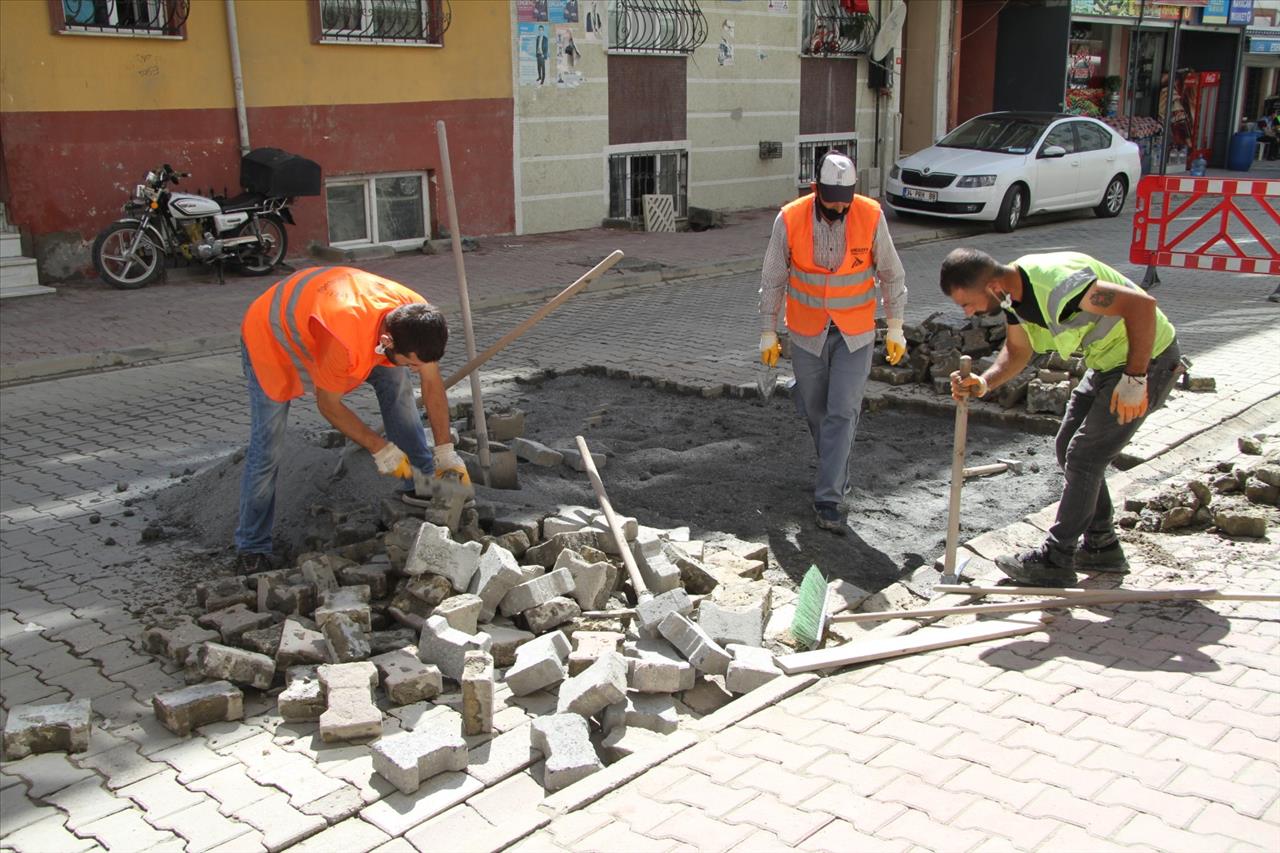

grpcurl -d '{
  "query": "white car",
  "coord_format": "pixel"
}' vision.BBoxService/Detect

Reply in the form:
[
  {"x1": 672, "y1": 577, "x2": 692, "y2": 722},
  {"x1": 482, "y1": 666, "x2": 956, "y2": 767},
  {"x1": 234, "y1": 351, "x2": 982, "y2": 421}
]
[{"x1": 884, "y1": 112, "x2": 1141, "y2": 232}]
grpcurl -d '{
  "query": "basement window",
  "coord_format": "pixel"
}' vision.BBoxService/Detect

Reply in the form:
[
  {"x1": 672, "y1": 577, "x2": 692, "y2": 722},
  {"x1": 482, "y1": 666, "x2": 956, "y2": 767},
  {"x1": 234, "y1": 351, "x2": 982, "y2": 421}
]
[
  {"x1": 608, "y1": 149, "x2": 689, "y2": 222},
  {"x1": 326, "y1": 173, "x2": 429, "y2": 248},
  {"x1": 57, "y1": 0, "x2": 189, "y2": 37},
  {"x1": 797, "y1": 135, "x2": 857, "y2": 188}
]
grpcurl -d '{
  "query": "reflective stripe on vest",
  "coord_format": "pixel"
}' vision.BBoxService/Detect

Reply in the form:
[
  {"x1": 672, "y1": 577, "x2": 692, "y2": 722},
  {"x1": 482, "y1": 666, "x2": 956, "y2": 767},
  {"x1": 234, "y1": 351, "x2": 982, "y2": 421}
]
[
  {"x1": 781, "y1": 194, "x2": 881, "y2": 337},
  {"x1": 267, "y1": 267, "x2": 333, "y2": 391}
]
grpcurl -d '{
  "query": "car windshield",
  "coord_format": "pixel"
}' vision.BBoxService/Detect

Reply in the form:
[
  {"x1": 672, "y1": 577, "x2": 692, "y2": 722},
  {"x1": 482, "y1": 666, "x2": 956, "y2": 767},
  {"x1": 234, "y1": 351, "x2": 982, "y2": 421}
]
[{"x1": 938, "y1": 116, "x2": 1051, "y2": 154}]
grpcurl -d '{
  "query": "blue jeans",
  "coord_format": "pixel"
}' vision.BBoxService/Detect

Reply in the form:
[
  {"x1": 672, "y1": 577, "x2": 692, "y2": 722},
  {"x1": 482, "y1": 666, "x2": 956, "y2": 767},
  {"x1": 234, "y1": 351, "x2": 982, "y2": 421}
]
[
  {"x1": 1045, "y1": 340, "x2": 1182, "y2": 555},
  {"x1": 234, "y1": 342, "x2": 434, "y2": 555},
  {"x1": 790, "y1": 332, "x2": 873, "y2": 507}
]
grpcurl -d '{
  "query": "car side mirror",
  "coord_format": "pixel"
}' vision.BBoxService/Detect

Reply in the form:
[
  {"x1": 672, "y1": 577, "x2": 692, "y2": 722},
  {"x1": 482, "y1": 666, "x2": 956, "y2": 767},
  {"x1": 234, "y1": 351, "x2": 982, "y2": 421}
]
[{"x1": 1040, "y1": 145, "x2": 1068, "y2": 159}]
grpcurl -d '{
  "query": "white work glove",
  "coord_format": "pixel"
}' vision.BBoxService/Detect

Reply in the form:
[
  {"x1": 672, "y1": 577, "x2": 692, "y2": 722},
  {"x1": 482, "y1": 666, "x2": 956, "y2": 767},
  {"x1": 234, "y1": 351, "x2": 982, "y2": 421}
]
[
  {"x1": 433, "y1": 442, "x2": 471, "y2": 484},
  {"x1": 373, "y1": 442, "x2": 412, "y2": 479},
  {"x1": 759, "y1": 331, "x2": 781, "y2": 367},
  {"x1": 949, "y1": 371, "x2": 988, "y2": 401},
  {"x1": 1111, "y1": 372, "x2": 1149, "y2": 425},
  {"x1": 885, "y1": 318, "x2": 907, "y2": 366}
]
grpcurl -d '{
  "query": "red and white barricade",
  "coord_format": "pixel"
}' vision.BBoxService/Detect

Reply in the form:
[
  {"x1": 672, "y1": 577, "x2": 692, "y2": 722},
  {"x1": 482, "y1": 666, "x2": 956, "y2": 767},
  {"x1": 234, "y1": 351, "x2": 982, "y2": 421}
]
[{"x1": 1130, "y1": 175, "x2": 1280, "y2": 275}]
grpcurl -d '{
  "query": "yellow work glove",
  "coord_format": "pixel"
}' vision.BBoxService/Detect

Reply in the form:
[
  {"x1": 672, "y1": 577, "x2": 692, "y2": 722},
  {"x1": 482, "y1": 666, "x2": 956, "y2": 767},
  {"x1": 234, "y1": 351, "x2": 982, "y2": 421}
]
[
  {"x1": 373, "y1": 442, "x2": 412, "y2": 479},
  {"x1": 433, "y1": 442, "x2": 472, "y2": 485},
  {"x1": 949, "y1": 371, "x2": 988, "y2": 402},
  {"x1": 759, "y1": 331, "x2": 781, "y2": 368},
  {"x1": 1110, "y1": 373, "x2": 1149, "y2": 425},
  {"x1": 885, "y1": 318, "x2": 907, "y2": 366}
]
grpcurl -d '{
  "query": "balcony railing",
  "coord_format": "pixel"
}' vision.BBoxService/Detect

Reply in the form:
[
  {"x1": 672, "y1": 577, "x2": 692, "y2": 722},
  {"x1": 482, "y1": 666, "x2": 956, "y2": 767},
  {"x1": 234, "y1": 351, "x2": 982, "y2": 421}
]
[
  {"x1": 60, "y1": 0, "x2": 189, "y2": 36},
  {"x1": 610, "y1": 0, "x2": 708, "y2": 55},
  {"x1": 318, "y1": 0, "x2": 451, "y2": 45},
  {"x1": 802, "y1": 0, "x2": 876, "y2": 57}
]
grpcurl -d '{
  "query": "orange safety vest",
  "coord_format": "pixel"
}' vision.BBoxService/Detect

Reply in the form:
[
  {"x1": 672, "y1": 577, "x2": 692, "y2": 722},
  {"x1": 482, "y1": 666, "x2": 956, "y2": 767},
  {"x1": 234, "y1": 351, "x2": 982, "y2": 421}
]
[
  {"x1": 781, "y1": 193, "x2": 880, "y2": 337},
  {"x1": 241, "y1": 266, "x2": 425, "y2": 402}
]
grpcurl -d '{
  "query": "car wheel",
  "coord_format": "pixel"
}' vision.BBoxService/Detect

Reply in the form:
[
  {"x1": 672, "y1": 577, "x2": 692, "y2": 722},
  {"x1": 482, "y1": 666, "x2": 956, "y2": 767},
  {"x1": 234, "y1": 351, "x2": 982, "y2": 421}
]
[
  {"x1": 1093, "y1": 176, "x2": 1127, "y2": 218},
  {"x1": 994, "y1": 185, "x2": 1026, "y2": 233}
]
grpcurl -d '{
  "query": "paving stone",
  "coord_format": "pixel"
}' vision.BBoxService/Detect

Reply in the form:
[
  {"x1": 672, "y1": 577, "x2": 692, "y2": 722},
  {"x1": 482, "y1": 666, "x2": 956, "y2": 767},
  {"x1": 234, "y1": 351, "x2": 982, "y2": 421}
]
[
  {"x1": 239, "y1": 623, "x2": 284, "y2": 657},
  {"x1": 485, "y1": 623, "x2": 535, "y2": 667},
  {"x1": 371, "y1": 647, "x2": 442, "y2": 705},
  {"x1": 3, "y1": 750, "x2": 98, "y2": 797},
  {"x1": 469, "y1": 545, "x2": 524, "y2": 623},
  {"x1": 568, "y1": 631, "x2": 625, "y2": 677},
  {"x1": 658, "y1": 611, "x2": 731, "y2": 675},
  {"x1": 289, "y1": 817, "x2": 391, "y2": 853},
  {"x1": 317, "y1": 662, "x2": 382, "y2": 742},
  {"x1": 299, "y1": 559, "x2": 339, "y2": 595},
  {"x1": 314, "y1": 587, "x2": 372, "y2": 633},
  {"x1": 525, "y1": 532, "x2": 600, "y2": 569},
  {"x1": 360, "y1": 771, "x2": 483, "y2": 837},
  {"x1": 115, "y1": 768, "x2": 206, "y2": 821},
  {"x1": 725, "y1": 644, "x2": 782, "y2": 694},
  {"x1": 698, "y1": 581, "x2": 771, "y2": 647},
  {"x1": 680, "y1": 679, "x2": 735, "y2": 716},
  {"x1": 404, "y1": 522, "x2": 482, "y2": 591},
  {"x1": 434, "y1": 594, "x2": 483, "y2": 634},
  {"x1": 505, "y1": 632, "x2": 570, "y2": 696},
  {"x1": 523, "y1": 595, "x2": 582, "y2": 633},
  {"x1": 278, "y1": 667, "x2": 326, "y2": 722},
  {"x1": 322, "y1": 611, "x2": 371, "y2": 663},
  {"x1": 634, "y1": 588, "x2": 695, "y2": 639},
  {"x1": 80, "y1": 805, "x2": 183, "y2": 850},
  {"x1": 631, "y1": 542, "x2": 682, "y2": 595},
  {"x1": 625, "y1": 639, "x2": 696, "y2": 694},
  {"x1": 196, "y1": 578, "x2": 255, "y2": 613},
  {"x1": 513, "y1": 437, "x2": 563, "y2": 467},
  {"x1": 42, "y1": 776, "x2": 131, "y2": 830},
  {"x1": 0, "y1": 782, "x2": 62, "y2": 834},
  {"x1": 554, "y1": 551, "x2": 617, "y2": 612},
  {"x1": 140, "y1": 619, "x2": 222, "y2": 667},
  {"x1": 197, "y1": 604, "x2": 276, "y2": 646},
  {"x1": 77, "y1": 740, "x2": 168, "y2": 789},
  {"x1": 153, "y1": 681, "x2": 244, "y2": 737},
  {"x1": 602, "y1": 692, "x2": 679, "y2": 735},
  {"x1": 370, "y1": 727, "x2": 469, "y2": 795},
  {"x1": 499, "y1": 568, "x2": 576, "y2": 617},
  {"x1": 2, "y1": 699, "x2": 91, "y2": 759},
  {"x1": 0, "y1": 812, "x2": 101, "y2": 853},
  {"x1": 338, "y1": 564, "x2": 393, "y2": 599},
  {"x1": 149, "y1": 738, "x2": 239, "y2": 785},
  {"x1": 556, "y1": 651, "x2": 627, "y2": 717},
  {"x1": 232, "y1": 791, "x2": 327, "y2": 853},
  {"x1": 194, "y1": 642, "x2": 275, "y2": 690},
  {"x1": 275, "y1": 619, "x2": 328, "y2": 669},
  {"x1": 466, "y1": 723, "x2": 541, "y2": 786},
  {"x1": 462, "y1": 650, "x2": 495, "y2": 736},
  {"x1": 531, "y1": 714, "x2": 603, "y2": 793},
  {"x1": 149, "y1": 799, "x2": 256, "y2": 853},
  {"x1": 417, "y1": 615, "x2": 491, "y2": 682},
  {"x1": 368, "y1": 627, "x2": 417, "y2": 656}
]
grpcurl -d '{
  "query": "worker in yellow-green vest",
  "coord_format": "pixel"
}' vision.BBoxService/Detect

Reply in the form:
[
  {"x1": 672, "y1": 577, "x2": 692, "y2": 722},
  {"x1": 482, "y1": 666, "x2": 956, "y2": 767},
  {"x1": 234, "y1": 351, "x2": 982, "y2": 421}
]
[
  {"x1": 759, "y1": 151, "x2": 908, "y2": 535},
  {"x1": 942, "y1": 248, "x2": 1181, "y2": 588}
]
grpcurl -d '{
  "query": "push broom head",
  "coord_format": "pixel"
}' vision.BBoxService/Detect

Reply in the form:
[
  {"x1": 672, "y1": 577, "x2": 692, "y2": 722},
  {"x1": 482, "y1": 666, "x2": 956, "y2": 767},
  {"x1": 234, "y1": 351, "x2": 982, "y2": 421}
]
[{"x1": 791, "y1": 564, "x2": 828, "y2": 650}]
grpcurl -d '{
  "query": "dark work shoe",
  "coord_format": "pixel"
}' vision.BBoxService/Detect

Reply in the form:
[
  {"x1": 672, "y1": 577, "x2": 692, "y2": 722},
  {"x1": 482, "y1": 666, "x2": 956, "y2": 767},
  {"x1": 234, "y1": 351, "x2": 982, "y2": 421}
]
[
  {"x1": 233, "y1": 552, "x2": 274, "y2": 576},
  {"x1": 996, "y1": 544, "x2": 1076, "y2": 587},
  {"x1": 1075, "y1": 541, "x2": 1129, "y2": 573},
  {"x1": 814, "y1": 502, "x2": 846, "y2": 536}
]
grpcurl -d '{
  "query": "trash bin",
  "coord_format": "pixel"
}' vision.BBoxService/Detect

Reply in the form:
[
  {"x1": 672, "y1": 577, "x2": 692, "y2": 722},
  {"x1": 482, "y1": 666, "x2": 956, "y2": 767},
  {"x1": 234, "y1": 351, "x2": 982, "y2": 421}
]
[{"x1": 1226, "y1": 131, "x2": 1262, "y2": 172}]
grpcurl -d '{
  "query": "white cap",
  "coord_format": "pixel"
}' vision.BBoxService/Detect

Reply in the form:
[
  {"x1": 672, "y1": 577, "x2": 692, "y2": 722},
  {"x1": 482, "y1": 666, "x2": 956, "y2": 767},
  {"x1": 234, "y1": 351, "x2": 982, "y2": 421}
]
[{"x1": 816, "y1": 152, "x2": 856, "y2": 203}]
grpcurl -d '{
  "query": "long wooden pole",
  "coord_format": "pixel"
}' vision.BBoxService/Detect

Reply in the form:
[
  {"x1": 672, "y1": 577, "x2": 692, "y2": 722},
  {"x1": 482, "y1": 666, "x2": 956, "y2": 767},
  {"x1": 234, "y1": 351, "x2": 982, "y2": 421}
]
[
  {"x1": 941, "y1": 355, "x2": 972, "y2": 582},
  {"x1": 443, "y1": 250, "x2": 624, "y2": 390},
  {"x1": 932, "y1": 584, "x2": 1280, "y2": 603},
  {"x1": 574, "y1": 435, "x2": 650, "y2": 601},
  {"x1": 436, "y1": 120, "x2": 491, "y2": 485}
]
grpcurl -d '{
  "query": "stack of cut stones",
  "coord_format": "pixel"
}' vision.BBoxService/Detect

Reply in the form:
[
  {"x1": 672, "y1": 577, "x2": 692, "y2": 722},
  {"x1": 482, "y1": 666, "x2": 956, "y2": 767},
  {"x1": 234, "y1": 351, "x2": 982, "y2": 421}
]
[{"x1": 133, "y1": 502, "x2": 793, "y2": 795}]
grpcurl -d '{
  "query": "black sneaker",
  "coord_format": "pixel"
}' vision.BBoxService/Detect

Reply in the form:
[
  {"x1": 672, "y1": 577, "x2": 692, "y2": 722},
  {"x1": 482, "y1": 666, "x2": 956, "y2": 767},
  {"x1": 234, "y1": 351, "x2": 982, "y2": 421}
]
[
  {"x1": 996, "y1": 544, "x2": 1076, "y2": 587},
  {"x1": 233, "y1": 552, "x2": 274, "y2": 576},
  {"x1": 814, "y1": 502, "x2": 846, "y2": 536},
  {"x1": 1075, "y1": 541, "x2": 1129, "y2": 573}
]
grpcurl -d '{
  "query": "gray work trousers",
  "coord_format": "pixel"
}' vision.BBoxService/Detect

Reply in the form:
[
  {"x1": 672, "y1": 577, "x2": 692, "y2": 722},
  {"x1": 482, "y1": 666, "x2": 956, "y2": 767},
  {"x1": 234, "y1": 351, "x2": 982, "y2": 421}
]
[
  {"x1": 791, "y1": 332, "x2": 873, "y2": 507},
  {"x1": 1046, "y1": 339, "x2": 1183, "y2": 555}
]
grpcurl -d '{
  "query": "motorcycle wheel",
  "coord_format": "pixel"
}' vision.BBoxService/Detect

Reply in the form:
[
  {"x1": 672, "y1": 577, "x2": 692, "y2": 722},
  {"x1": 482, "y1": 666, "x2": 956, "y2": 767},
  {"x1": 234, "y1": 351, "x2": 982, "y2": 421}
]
[
  {"x1": 92, "y1": 222, "x2": 162, "y2": 289},
  {"x1": 234, "y1": 215, "x2": 288, "y2": 276}
]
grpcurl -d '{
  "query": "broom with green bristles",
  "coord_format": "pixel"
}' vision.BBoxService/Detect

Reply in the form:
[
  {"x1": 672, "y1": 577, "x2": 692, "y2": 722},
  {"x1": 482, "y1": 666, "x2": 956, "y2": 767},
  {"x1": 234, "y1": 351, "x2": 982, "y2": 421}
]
[{"x1": 790, "y1": 564, "x2": 829, "y2": 649}]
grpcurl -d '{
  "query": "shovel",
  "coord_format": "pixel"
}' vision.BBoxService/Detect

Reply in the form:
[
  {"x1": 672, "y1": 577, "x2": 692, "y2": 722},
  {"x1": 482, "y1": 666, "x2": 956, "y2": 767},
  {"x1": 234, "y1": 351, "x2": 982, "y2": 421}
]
[{"x1": 756, "y1": 364, "x2": 777, "y2": 400}]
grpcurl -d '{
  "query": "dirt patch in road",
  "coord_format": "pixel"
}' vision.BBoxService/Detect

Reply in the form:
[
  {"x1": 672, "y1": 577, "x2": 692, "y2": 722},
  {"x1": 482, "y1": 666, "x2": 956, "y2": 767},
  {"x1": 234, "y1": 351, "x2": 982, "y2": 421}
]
[{"x1": 152, "y1": 373, "x2": 1065, "y2": 594}]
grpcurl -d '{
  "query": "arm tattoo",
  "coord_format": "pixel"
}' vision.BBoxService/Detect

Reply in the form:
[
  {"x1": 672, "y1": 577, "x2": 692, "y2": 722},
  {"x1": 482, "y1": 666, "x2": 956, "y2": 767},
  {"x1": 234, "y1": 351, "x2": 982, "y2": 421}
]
[{"x1": 1089, "y1": 288, "x2": 1117, "y2": 308}]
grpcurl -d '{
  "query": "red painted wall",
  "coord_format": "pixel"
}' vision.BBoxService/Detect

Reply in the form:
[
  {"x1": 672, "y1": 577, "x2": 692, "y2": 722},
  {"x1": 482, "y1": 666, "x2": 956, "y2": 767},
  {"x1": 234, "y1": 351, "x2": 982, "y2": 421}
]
[
  {"x1": 0, "y1": 97, "x2": 514, "y2": 255},
  {"x1": 956, "y1": 0, "x2": 1001, "y2": 126}
]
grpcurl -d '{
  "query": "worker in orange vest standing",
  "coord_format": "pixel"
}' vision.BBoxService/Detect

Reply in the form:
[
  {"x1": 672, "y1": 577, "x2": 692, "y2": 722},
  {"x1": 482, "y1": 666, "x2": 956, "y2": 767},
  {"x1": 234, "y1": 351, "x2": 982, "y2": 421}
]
[
  {"x1": 234, "y1": 266, "x2": 464, "y2": 574},
  {"x1": 759, "y1": 151, "x2": 908, "y2": 534}
]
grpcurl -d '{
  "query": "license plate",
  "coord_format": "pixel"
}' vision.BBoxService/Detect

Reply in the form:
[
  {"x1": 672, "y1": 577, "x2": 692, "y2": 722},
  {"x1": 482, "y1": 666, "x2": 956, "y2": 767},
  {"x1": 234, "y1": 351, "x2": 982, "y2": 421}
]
[{"x1": 903, "y1": 187, "x2": 937, "y2": 202}]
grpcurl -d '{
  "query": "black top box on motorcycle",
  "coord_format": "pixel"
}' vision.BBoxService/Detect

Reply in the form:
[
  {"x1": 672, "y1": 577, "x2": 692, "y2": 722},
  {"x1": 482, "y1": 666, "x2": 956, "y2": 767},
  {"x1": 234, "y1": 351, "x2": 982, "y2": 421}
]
[{"x1": 240, "y1": 148, "x2": 321, "y2": 197}]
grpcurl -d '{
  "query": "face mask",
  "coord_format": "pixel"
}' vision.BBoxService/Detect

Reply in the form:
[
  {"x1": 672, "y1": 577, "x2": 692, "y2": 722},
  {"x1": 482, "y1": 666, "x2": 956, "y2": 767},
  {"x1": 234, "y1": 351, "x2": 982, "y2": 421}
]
[{"x1": 816, "y1": 201, "x2": 846, "y2": 222}]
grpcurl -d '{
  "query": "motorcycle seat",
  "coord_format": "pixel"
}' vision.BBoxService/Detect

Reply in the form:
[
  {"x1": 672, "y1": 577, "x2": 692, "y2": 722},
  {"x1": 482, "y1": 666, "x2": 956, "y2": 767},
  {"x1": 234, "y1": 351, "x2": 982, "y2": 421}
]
[{"x1": 221, "y1": 191, "x2": 267, "y2": 212}]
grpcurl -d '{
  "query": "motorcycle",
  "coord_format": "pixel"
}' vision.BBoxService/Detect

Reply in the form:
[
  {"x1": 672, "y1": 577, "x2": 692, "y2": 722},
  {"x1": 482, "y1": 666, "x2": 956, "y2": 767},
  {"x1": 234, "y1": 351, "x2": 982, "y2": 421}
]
[{"x1": 92, "y1": 163, "x2": 293, "y2": 288}]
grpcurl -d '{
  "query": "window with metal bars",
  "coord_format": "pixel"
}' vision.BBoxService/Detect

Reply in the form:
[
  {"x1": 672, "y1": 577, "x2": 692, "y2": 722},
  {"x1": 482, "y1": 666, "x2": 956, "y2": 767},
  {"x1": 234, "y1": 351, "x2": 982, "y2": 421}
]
[
  {"x1": 797, "y1": 137, "x2": 856, "y2": 187},
  {"x1": 608, "y1": 150, "x2": 689, "y2": 221},
  {"x1": 801, "y1": 0, "x2": 875, "y2": 57},
  {"x1": 316, "y1": 0, "x2": 450, "y2": 45},
  {"x1": 57, "y1": 0, "x2": 188, "y2": 37},
  {"x1": 607, "y1": 0, "x2": 707, "y2": 55}
]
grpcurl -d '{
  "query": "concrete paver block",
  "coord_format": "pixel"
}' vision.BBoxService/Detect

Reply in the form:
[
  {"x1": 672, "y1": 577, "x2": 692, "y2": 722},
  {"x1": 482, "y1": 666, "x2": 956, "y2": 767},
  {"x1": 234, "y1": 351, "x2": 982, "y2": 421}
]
[
  {"x1": 560, "y1": 448, "x2": 606, "y2": 474},
  {"x1": 499, "y1": 567, "x2": 575, "y2": 617},
  {"x1": 530, "y1": 714, "x2": 603, "y2": 792},
  {"x1": 632, "y1": 543, "x2": 682, "y2": 594},
  {"x1": 418, "y1": 615, "x2": 492, "y2": 682},
  {"x1": 434, "y1": 593, "x2": 483, "y2": 634},
  {"x1": 3, "y1": 699, "x2": 92, "y2": 759},
  {"x1": 370, "y1": 728, "x2": 468, "y2": 794},
  {"x1": 299, "y1": 558, "x2": 339, "y2": 594},
  {"x1": 338, "y1": 563, "x2": 392, "y2": 599},
  {"x1": 141, "y1": 618, "x2": 219, "y2": 666},
  {"x1": 698, "y1": 581, "x2": 771, "y2": 647},
  {"x1": 372, "y1": 647, "x2": 442, "y2": 705},
  {"x1": 197, "y1": 603, "x2": 276, "y2": 645},
  {"x1": 484, "y1": 623, "x2": 535, "y2": 667},
  {"x1": 556, "y1": 651, "x2": 627, "y2": 717},
  {"x1": 317, "y1": 662, "x2": 382, "y2": 742},
  {"x1": 314, "y1": 586, "x2": 372, "y2": 633},
  {"x1": 462, "y1": 650, "x2": 495, "y2": 736},
  {"x1": 275, "y1": 618, "x2": 328, "y2": 668},
  {"x1": 555, "y1": 551, "x2": 618, "y2": 611},
  {"x1": 278, "y1": 669, "x2": 325, "y2": 722},
  {"x1": 725, "y1": 644, "x2": 782, "y2": 694},
  {"x1": 322, "y1": 611, "x2": 371, "y2": 663},
  {"x1": 523, "y1": 595, "x2": 582, "y2": 633},
  {"x1": 601, "y1": 725, "x2": 668, "y2": 762},
  {"x1": 625, "y1": 639, "x2": 695, "y2": 693},
  {"x1": 469, "y1": 544, "x2": 524, "y2": 623},
  {"x1": 152, "y1": 682, "x2": 242, "y2": 737},
  {"x1": 194, "y1": 642, "x2": 276, "y2": 690},
  {"x1": 658, "y1": 612, "x2": 731, "y2": 675},
  {"x1": 504, "y1": 631, "x2": 570, "y2": 696},
  {"x1": 404, "y1": 522, "x2": 482, "y2": 591},
  {"x1": 525, "y1": 532, "x2": 600, "y2": 569},
  {"x1": 634, "y1": 587, "x2": 695, "y2": 639},
  {"x1": 569, "y1": 631, "x2": 625, "y2": 676},
  {"x1": 512, "y1": 437, "x2": 563, "y2": 466},
  {"x1": 195, "y1": 577, "x2": 254, "y2": 612},
  {"x1": 602, "y1": 692, "x2": 679, "y2": 735}
]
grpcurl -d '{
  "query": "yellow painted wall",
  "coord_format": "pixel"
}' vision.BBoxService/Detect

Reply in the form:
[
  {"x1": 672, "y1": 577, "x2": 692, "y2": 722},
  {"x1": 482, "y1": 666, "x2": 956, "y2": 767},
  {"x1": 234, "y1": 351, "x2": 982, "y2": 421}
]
[{"x1": 0, "y1": 0, "x2": 511, "y2": 113}]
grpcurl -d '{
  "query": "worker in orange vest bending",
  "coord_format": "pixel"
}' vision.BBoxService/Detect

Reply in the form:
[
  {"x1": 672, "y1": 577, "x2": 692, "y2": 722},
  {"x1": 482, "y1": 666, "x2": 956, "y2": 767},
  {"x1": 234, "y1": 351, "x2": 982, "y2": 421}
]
[
  {"x1": 234, "y1": 266, "x2": 465, "y2": 574},
  {"x1": 759, "y1": 151, "x2": 908, "y2": 535}
]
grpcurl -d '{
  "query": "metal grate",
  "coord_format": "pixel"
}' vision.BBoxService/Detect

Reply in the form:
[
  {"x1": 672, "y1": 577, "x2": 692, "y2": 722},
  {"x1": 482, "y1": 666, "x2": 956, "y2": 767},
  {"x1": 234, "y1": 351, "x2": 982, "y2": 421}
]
[
  {"x1": 610, "y1": 0, "x2": 707, "y2": 55},
  {"x1": 319, "y1": 0, "x2": 451, "y2": 45},
  {"x1": 802, "y1": 0, "x2": 875, "y2": 57},
  {"x1": 60, "y1": 0, "x2": 189, "y2": 35},
  {"x1": 900, "y1": 170, "x2": 956, "y2": 189},
  {"x1": 609, "y1": 151, "x2": 689, "y2": 221},
  {"x1": 798, "y1": 140, "x2": 855, "y2": 185}
]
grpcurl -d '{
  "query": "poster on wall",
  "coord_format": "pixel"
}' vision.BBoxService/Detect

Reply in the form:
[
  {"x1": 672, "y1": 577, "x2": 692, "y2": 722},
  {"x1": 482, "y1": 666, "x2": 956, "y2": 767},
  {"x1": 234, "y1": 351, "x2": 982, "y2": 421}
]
[
  {"x1": 582, "y1": 0, "x2": 604, "y2": 42},
  {"x1": 549, "y1": 0, "x2": 579, "y2": 24},
  {"x1": 1070, "y1": 0, "x2": 1201, "y2": 18},
  {"x1": 556, "y1": 26, "x2": 584, "y2": 87},
  {"x1": 518, "y1": 0, "x2": 547, "y2": 23},
  {"x1": 717, "y1": 19, "x2": 735, "y2": 66},
  {"x1": 519, "y1": 22, "x2": 552, "y2": 86}
]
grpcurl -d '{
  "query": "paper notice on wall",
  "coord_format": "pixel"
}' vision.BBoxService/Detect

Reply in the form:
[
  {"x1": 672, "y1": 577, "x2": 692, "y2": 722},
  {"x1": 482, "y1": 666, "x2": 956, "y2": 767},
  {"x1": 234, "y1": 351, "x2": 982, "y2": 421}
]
[
  {"x1": 556, "y1": 26, "x2": 583, "y2": 88},
  {"x1": 549, "y1": 0, "x2": 579, "y2": 24},
  {"x1": 582, "y1": 0, "x2": 603, "y2": 41},
  {"x1": 716, "y1": 19, "x2": 735, "y2": 67},
  {"x1": 519, "y1": 22, "x2": 552, "y2": 87},
  {"x1": 518, "y1": 0, "x2": 547, "y2": 23}
]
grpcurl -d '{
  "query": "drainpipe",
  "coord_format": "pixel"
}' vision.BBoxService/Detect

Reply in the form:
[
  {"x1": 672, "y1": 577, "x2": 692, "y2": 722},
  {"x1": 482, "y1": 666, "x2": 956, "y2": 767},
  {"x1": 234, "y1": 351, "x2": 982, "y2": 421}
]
[{"x1": 226, "y1": 0, "x2": 251, "y2": 155}]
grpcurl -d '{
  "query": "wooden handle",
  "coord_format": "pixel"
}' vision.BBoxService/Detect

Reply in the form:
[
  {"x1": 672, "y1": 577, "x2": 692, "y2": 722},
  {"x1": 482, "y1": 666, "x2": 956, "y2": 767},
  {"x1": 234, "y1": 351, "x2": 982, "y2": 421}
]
[
  {"x1": 574, "y1": 435, "x2": 650, "y2": 601},
  {"x1": 932, "y1": 584, "x2": 1280, "y2": 602},
  {"x1": 962, "y1": 463, "x2": 1008, "y2": 479},
  {"x1": 942, "y1": 355, "x2": 973, "y2": 579}
]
